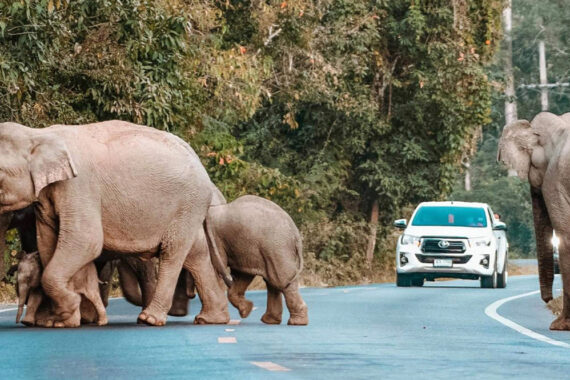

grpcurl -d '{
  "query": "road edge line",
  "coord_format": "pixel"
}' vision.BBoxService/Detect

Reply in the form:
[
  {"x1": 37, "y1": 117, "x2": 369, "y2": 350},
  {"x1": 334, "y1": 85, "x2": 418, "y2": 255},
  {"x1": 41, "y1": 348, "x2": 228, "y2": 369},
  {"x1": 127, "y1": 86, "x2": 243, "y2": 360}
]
[{"x1": 484, "y1": 290, "x2": 570, "y2": 349}]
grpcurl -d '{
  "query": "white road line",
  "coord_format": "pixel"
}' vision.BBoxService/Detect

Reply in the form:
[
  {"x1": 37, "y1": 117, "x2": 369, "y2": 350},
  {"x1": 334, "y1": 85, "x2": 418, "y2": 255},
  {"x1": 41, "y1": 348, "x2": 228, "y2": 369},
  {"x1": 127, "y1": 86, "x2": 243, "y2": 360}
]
[
  {"x1": 250, "y1": 361, "x2": 291, "y2": 372},
  {"x1": 0, "y1": 307, "x2": 18, "y2": 314},
  {"x1": 485, "y1": 290, "x2": 570, "y2": 349},
  {"x1": 218, "y1": 337, "x2": 237, "y2": 344},
  {"x1": 225, "y1": 328, "x2": 235, "y2": 332},
  {"x1": 228, "y1": 319, "x2": 241, "y2": 325}
]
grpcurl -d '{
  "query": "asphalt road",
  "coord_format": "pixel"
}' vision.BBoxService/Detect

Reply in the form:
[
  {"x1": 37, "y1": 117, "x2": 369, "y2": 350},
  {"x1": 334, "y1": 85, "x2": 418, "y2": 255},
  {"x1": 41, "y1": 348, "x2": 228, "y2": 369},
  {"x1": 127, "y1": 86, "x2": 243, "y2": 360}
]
[{"x1": 1, "y1": 275, "x2": 569, "y2": 379}]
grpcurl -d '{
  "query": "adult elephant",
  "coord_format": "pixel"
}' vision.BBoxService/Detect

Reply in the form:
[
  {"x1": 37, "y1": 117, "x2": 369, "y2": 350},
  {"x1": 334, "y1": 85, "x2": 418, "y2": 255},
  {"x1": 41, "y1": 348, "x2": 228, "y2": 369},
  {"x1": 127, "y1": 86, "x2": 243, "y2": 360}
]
[
  {"x1": 1, "y1": 205, "x2": 195, "y2": 319},
  {"x1": 497, "y1": 111, "x2": 570, "y2": 330},
  {"x1": 0, "y1": 120, "x2": 231, "y2": 327}
]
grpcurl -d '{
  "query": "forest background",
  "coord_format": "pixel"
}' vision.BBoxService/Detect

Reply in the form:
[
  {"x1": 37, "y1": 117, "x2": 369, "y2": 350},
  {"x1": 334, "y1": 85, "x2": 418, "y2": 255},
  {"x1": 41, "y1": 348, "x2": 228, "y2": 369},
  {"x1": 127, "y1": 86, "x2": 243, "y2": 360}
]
[{"x1": 1, "y1": 0, "x2": 567, "y2": 289}]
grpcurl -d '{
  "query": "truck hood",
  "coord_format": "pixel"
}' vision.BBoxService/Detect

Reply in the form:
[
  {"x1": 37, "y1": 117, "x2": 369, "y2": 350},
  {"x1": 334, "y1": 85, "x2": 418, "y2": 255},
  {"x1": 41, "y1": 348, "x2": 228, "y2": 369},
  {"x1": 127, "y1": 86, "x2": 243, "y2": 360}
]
[{"x1": 403, "y1": 225, "x2": 491, "y2": 239}]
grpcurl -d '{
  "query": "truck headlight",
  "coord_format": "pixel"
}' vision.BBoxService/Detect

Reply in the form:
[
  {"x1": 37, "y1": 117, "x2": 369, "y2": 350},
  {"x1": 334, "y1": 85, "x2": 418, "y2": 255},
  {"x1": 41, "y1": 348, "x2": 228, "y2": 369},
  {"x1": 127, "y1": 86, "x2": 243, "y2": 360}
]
[
  {"x1": 401, "y1": 234, "x2": 421, "y2": 246},
  {"x1": 472, "y1": 237, "x2": 491, "y2": 247}
]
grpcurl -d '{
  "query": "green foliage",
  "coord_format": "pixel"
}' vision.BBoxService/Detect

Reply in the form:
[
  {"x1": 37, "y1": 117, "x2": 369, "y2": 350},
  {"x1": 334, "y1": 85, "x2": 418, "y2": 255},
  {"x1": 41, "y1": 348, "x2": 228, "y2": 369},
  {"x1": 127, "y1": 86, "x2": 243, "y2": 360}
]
[{"x1": 0, "y1": 0, "x2": 503, "y2": 269}]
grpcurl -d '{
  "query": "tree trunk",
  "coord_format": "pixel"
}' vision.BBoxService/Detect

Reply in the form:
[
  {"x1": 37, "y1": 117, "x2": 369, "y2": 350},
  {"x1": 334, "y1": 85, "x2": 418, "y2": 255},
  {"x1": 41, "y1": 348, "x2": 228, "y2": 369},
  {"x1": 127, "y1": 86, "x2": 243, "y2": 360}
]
[
  {"x1": 503, "y1": 1, "x2": 519, "y2": 177},
  {"x1": 366, "y1": 199, "x2": 379, "y2": 266}
]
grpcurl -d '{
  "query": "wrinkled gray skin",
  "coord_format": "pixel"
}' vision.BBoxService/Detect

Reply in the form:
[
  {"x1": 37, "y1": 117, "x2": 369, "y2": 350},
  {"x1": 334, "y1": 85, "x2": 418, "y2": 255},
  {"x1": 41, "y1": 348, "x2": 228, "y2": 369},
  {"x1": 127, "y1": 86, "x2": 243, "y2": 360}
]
[
  {"x1": 16, "y1": 252, "x2": 107, "y2": 327},
  {"x1": 0, "y1": 120, "x2": 230, "y2": 327},
  {"x1": 124, "y1": 194, "x2": 308, "y2": 325},
  {"x1": 498, "y1": 112, "x2": 570, "y2": 330},
  {"x1": 1, "y1": 206, "x2": 196, "y2": 319},
  {"x1": 198, "y1": 195, "x2": 308, "y2": 325},
  {"x1": 121, "y1": 186, "x2": 227, "y2": 320}
]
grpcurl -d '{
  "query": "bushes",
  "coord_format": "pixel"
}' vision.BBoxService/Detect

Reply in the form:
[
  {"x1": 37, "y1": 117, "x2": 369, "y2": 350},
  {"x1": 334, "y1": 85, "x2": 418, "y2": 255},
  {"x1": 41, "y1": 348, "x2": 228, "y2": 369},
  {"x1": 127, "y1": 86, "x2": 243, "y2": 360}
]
[{"x1": 0, "y1": 1, "x2": 503, "y2": 283}]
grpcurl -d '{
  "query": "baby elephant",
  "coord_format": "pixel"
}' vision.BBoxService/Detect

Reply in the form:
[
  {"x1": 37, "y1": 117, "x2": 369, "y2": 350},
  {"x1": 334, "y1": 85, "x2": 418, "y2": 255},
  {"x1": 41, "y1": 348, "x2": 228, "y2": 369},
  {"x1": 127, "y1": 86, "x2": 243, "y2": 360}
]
[
  {"x1": 200, "y1": 195, "x2": 308, "y2": 325},
  {"x1": 16, "y1": 252, "x2": 107, "y2": 327}
]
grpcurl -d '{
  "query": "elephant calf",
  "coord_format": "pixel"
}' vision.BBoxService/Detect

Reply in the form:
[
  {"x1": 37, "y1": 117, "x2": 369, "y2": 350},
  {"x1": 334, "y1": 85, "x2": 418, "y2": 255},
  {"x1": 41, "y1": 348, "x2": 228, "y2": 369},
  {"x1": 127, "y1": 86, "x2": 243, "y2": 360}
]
[
  {"x1": 16, "y1": 252, "x2": 107, "y2": 327},
  {"x1": 196, "y1": 195, "x2": 308, "y2": 325}
]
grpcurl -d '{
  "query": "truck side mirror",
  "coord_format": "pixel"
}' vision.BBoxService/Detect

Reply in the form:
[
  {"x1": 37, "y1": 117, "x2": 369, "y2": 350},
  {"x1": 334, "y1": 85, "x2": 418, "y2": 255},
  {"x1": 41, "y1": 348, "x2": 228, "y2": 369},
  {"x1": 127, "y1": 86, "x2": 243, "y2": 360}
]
[
  {"x1": 394, "y1": 219, "x2": 407, "y2": 229},
  {"x1": 493, "y1": 221, "x2": 507, "y2": 231}
]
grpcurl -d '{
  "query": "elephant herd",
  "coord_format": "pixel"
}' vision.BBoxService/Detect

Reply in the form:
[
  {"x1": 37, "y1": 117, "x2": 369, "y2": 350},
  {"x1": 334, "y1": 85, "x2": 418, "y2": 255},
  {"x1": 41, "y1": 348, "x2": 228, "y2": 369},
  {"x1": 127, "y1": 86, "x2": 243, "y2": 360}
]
[
  {"x1": 0, "y1": 120, "x2": 308, "y2": 328},
  {"x1": 498, "y1": 111, "x2": 570, "y2": 331}
]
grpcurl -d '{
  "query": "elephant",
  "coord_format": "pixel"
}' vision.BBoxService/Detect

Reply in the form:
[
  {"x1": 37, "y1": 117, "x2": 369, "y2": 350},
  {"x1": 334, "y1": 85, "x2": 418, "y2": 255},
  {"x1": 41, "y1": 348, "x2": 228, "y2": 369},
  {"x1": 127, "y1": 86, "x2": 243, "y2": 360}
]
[
  {"x1": 121, "y1": 195, "x2": 309, "y2": 325},
  {"x1": 1, "y1": 205, "x2": 197, "y2": 319},
  {"x1": 497, "y1": 111, "x2": 570, "y2": 330},
  {"x1": 16, "y1": 251, "x2": 108, "y2": 327},
  {"x1": 117, "y1": 186, "x2": 228, "y2": 321},
  {"x1": 0, "y1": 120, "x2": 231, "y2": 327},
  {"x1": 199, "y1": 195, "x2": 308, "y2": 325}
]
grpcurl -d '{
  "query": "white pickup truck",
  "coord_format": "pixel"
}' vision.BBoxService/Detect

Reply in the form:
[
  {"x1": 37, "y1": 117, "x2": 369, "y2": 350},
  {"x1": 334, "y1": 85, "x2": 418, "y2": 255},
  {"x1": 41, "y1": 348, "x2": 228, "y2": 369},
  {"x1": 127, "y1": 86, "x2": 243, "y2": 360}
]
[{"x1": 394, "y1": 201, "x2": 508, "y2": 288}]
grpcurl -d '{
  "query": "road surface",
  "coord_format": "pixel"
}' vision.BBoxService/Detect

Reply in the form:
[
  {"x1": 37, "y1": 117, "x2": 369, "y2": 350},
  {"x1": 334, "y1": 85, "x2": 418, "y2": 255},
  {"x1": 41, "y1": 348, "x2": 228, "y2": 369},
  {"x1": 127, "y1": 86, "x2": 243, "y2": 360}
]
[{"x1": 1, "y1": 275, "x2": 569, "y2": 379}]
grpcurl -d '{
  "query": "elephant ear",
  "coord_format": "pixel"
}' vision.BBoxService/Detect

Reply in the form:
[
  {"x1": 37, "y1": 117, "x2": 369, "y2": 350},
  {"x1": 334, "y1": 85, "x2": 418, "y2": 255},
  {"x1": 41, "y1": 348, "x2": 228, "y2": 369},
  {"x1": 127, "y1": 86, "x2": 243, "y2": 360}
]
[
  {"x1": 497, "y1": 119, "x2": 536, "y2": 180},
  {"x1": 30, "y1": 135, "x2": 78, "y2": 197}
]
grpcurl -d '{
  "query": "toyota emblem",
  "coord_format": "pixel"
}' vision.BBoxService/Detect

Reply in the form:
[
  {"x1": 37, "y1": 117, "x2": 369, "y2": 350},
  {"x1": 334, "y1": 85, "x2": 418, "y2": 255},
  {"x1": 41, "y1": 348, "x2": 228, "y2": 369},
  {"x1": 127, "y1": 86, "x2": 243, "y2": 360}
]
[{"x1": 438, "y1": 240, "x2": 450, "y2": 248}]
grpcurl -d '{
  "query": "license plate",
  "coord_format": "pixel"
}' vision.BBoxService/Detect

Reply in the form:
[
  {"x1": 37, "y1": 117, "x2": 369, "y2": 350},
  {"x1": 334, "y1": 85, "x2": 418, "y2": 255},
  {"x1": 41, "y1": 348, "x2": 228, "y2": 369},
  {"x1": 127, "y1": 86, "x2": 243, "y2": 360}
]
[{"x1": 433, "y1": 259, "x2": 453, "y2": 268}]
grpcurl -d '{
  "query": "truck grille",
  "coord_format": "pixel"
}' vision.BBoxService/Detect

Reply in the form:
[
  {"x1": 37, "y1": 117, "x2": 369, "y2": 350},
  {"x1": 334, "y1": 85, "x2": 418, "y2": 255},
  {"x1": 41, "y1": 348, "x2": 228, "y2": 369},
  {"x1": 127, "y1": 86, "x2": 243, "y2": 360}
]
[
  {"x1": 416, "y1": 254, "x2": 472, "y2": 264},
  {"x1": 421, "y1": 238, "x2": 466, "y2": 254}
]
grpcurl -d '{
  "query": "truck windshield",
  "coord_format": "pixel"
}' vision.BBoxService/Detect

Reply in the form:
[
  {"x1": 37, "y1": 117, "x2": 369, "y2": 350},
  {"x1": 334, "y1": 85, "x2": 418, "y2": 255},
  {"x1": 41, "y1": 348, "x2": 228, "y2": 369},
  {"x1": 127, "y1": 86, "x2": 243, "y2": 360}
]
[{"x1": 411, "y1": 206, "x2": 487, "y2": 228}]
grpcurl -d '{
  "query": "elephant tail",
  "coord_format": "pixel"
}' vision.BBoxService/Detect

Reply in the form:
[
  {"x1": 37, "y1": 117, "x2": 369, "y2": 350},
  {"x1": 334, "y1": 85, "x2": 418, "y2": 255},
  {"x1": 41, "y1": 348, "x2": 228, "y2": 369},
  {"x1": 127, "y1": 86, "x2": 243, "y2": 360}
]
[
  {"x1": 203, "y1": 214, "x2": 233, "y2": 288},
  {"x1": 290, "y1": 230, "x2": 304, "y2": 283}
]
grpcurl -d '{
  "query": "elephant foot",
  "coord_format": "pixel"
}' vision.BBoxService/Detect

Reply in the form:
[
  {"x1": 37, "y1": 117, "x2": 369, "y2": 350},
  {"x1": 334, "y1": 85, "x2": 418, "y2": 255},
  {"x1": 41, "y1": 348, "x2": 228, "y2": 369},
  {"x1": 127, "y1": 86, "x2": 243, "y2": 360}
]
[
  {"x1": 288, "y1": 313, "x2": 309, "y2": 326},
  {"x1": 54, "y1": 308, "x2": 81, "y2": 328},
  {"x1": 194, "y1": 310, "x2": 230, "y2": 325},
  {"x1": 238, "y1": 300, "x2": 254, "y2": 319},
  {"x1": 56, "y1": 293, "x2": 82, "y2": 322},
  {"x1": 261, "y1": 313, "x2": 282, "y2": 325},
  {"x1": 21, "y1": 314, "x2": 36, "y2": 327},
  {"x1": 97, "y1": 316, "x2": 108, "y2": 326},
  {"x1": 287, "y1": 304, "x2": 308, "y2": 325},
  {"x1": 35, "y1": 319, "x2": 54, "y2": 328},
  {"x1": 137, "y1": 310, "x2": 167, "y2": 326},
  {"x1": 168, "y1": 306, "x2": 189, "y2": 317},
  {"x1": 541, "y1": 290, "x2": 553, "y2": 304},
  {"x1": 550, "y1": 316, "x2": 570, "y2": 331}
]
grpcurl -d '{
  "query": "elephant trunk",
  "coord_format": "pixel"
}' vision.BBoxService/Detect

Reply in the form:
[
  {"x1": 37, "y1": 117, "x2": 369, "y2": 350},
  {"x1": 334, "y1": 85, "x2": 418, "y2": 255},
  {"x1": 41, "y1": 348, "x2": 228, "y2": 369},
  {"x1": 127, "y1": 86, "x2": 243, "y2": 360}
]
[
  {"x1": 16, "y1": 284, "x2": 29, "y2": 323},
  {"x1": 203, "y1": 215, "x2": 233, "y2": 288},
  {"x1": 531, "y1": 188, "x2": 554, "y2": 303}
]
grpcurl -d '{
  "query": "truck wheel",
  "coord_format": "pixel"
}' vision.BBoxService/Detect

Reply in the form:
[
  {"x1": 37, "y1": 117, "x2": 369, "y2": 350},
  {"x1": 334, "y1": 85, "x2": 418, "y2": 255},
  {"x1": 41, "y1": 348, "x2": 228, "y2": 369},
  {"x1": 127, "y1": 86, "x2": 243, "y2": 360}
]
[
  {"x1": 481, "y1": 269, "x2": 497, "y2": 289},
  {"x1": 497, "y1": 257, "x2": 508, "y2": 288},
  {"x1": 396, "y1": 273, "x2": 411, "y2": 287},
  {"x1": 411, "y1": 277, "x2": 424, "y2": 287}
]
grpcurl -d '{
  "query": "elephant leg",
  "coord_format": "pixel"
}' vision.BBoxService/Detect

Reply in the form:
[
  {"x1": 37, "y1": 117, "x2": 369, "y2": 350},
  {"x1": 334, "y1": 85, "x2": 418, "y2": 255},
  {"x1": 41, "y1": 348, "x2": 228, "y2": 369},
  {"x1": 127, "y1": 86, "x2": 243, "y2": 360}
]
[
  {"x1": 118, "y1": 261, "x2": 143, "y2": 307},
  {"x1": 531, "y1": 187, "x2": 555, "y2": 303},
  {"x1": 186, "y1": 271, "x2": 196, "y2": 299},
  {"x1": 138, "y1": 224, "x2": 200, "y2": 327},
  {"x1": 228, "y1": 272, "x2": 255, "y2": 318},
  {"x1": 96, "y1": 259, "x2": 117, "y2": 307},
  {"x1": 21, "y1": 288, "x2": 43, "y2": 326},
  {"x1": 184, "y1": 252, "x2": 229, "y2": 325},
  {"x1": 135, "y1": 259, "x2": 157, "y2": 309},
  {"x1": 38, "y1": 217, "x2": 103, "y2": 325},
  {"x1": 261, "y1": 282, "x2": 283, "y2": 325},
  {"x1": 550, "y1": 235, "x2": 570, "y2": 330},
  {"x1": 282, "y1": 279, "x2": 308, "y2": 325},
  {"x1": 82, "y1": 265, "x2": 108, "y2": 326},
  {"x1": 168, "y1": 270, "x2": 191, "y2": 317}
]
